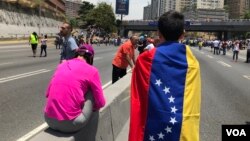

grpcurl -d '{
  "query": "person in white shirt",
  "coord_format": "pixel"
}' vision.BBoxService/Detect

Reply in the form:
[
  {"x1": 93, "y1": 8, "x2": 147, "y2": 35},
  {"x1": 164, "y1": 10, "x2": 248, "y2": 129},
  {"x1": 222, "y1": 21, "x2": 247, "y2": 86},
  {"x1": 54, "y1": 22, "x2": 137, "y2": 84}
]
[
  {"x1": 213, "y1": 39, "x2": 220, "y2": 55},
  {"x1": 233, "y1": 41, "x2": 240, "y2": 62},
  {"x1": 143, "y1": 38, "x2": 155, "y2": 51},
  {"x1": 40, "y1": 34, "x2": 48, "y2": 57}
]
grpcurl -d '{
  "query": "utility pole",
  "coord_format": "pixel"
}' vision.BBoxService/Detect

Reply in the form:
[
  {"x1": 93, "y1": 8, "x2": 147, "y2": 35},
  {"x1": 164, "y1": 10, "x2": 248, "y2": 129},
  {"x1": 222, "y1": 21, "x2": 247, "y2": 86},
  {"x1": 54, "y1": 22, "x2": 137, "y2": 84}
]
[{"x1": 118, "y1": 14, "x2": 123, "y2": 37}]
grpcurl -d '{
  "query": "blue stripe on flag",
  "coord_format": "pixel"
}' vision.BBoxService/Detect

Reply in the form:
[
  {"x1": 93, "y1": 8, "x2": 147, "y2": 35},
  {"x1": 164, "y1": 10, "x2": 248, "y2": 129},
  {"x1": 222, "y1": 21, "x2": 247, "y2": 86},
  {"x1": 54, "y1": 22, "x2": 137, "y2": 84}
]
[{"x1": 144, "y1": 42, "x2": 188, "y2": 141}]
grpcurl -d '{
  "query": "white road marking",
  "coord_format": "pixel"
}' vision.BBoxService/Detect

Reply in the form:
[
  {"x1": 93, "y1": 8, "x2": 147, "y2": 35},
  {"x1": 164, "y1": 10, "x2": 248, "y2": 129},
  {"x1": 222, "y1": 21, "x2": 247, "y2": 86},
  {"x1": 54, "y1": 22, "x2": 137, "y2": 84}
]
[
  {"x1": 207, "y1": 55, "x2": 213, "y2": 58},
  {"x1": 0, "y1": 69, "x2": 50, "y2": 83},
  {"x1": 121, "y1": 96, "x2": 130, "y2": 103},
  {"x1": 0, "y1": 62, "x2": 13, "y2": 66},
  {"x1": 94, "y1": 57, "x2": 102, "y2": 61},
  {"x1": 16, "y1": 80, "x2": 116, "y2": 141},
  {"x1": 239, "y1": 56, "x2": 245, "y2": 60},
  {"x1": 225, "y1": 53, "x2": 245, "y2": 60},
  {"x1": 16, "y1": 123, "x2": 48, "y2": 141},
  {"x1": 0, "y1": 46, "x2": 28, "y2": 49},
  {"x1": 201, "y1": 52, "x2": 204, "y2": 54},
  {"x1": 243, "y1": 75, "x2": 250, "y2": 80},
  {"x1": 217, "y1": 61, "x2": 232, "y2": 67},
  {"x1": 0, "y1": 49, "x2": 28, "y2": 52},
  {"x1": 102, "y1": 81, "x2": 112, "y2": 89}
]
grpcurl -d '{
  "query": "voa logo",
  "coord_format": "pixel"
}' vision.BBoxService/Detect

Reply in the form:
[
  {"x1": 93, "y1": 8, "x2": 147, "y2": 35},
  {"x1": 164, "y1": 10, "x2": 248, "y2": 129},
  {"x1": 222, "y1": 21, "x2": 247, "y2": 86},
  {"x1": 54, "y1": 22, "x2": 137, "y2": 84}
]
[{"x1": 226, "y1": 129, "x2": 246, "y2": 136}]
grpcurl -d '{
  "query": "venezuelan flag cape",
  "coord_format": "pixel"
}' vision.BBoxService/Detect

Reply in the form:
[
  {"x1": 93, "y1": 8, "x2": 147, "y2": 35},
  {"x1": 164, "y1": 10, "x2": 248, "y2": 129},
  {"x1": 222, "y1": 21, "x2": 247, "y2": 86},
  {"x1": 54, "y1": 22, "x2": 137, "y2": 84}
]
[{"x1": 129, "y1": 42, "x2": 201, "y2": 141}]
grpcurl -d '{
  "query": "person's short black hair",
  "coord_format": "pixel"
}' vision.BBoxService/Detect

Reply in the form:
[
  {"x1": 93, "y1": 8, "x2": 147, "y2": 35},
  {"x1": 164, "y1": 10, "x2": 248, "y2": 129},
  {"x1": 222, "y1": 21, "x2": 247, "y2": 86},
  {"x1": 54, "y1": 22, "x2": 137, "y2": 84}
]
[{"x1": 158, "y1": 10, "x2": 184, "y2": 41}]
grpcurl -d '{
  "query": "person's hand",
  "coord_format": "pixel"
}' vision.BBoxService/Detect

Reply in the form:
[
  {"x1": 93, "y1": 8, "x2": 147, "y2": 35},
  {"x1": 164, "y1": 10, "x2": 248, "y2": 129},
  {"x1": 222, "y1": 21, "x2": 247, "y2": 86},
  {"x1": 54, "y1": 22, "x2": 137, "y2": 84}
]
[{"x1": 60, "y1": 60, "x2": 66, "y2": 64}]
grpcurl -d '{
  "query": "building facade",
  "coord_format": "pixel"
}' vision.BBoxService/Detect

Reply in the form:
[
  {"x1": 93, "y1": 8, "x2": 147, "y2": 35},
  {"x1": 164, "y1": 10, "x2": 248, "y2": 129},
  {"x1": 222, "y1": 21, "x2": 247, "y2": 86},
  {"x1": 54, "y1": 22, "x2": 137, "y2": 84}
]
[
  {"x1": 176, "y1": 0, "x2": 195, "y2": 12},
  {"x1": 143, "y1": 5, "x2": 152, "y2": 20},
  {"x1": 149, "y1": 0, "x2": 177, "y2": 20},
  {"x1": 227, "y1": 0, "x2": 250, "y2": 19},
  {"x1": 65, "y1": 0, "x2": 83, "y2": 19},
  {"x1": 197, "y1": 0, "x2": 224, "y2": 9},
  {"x1": 2, "y1": 0, "x2": 65, "y2": 16},
  {"x1": 151, "y1": 0, "x2": 160, "y2": 20}
]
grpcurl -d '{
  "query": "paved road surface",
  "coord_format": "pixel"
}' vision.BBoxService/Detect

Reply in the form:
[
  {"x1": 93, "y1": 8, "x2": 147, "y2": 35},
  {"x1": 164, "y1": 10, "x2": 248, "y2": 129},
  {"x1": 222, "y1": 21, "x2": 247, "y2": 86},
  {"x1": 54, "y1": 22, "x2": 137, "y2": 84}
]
[{"x1": 0, "y1": 43, "x2": 119, "y2": 141}]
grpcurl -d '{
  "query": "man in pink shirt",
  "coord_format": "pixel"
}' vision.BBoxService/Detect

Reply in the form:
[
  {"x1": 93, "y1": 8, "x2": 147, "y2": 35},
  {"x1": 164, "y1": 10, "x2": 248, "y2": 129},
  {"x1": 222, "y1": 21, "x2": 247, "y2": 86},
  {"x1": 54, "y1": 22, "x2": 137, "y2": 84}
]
[{"x1": 44, "y1": 45, "x2": 105, "y2": 133}]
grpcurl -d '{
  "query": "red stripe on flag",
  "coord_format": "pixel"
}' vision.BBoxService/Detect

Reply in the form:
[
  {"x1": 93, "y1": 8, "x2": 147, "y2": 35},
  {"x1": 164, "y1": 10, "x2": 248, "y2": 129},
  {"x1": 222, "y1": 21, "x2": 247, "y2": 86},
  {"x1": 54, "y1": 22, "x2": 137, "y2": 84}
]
[{"x1": 129, "y1": 49, "x2": 156, "y2": 141}]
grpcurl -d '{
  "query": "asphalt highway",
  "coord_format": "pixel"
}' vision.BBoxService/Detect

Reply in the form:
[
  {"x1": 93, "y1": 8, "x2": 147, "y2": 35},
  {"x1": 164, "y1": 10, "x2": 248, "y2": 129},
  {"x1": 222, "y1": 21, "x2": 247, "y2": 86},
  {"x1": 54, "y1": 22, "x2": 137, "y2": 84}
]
[
  {"x1": 0, "y1": 43, "x2": 118, "y2": 141},
  {"x1": 0, "y1": 43, "x2": 250, "y2": 141}
]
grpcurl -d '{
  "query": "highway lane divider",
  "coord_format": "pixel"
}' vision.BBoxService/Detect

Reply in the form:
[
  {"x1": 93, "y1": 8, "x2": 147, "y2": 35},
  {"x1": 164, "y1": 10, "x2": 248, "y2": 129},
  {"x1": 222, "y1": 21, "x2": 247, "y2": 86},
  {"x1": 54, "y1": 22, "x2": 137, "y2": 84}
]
[
  {"x1": 0, "y1": 69, "x2": 50, "y2": 83},
  {"x1": 217, "y1": 61, "x2": 232, "y2": 68},
  {"x1": 0, "y1": 62, "x2": 13, "y2": 66},
  {"x1": 243, "y1": 75, "x2": 250, "y2": 80},
  {"x1": 93, "y1": 57, "x2": 102, "y2": 61},
  {"x1": 16, "y1": 80, "x2": 113, "y2": 141},
  {"x1": 207, "y1": 55, "x2": 214, "y2": 58},
  {"x1": 20, "y1": 72, "x2": 132, "y2": 141},
  {"x1": 0, "y1": 49, "x2": 29, "y2": 53}
]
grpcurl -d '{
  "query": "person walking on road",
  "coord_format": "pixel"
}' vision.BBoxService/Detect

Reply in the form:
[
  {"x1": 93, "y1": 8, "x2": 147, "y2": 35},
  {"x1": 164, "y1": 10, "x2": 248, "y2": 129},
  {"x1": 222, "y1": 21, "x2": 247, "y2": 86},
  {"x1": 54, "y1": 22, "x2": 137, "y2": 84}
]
[
  {"x1": 129, "y1": 10, "x2": 201, "y2": 141},
  {"x1": 213, "y1": 39, "x2": 220, "y2": 55},
  {"x1": 112, "y1": 36, "x2": 138, "y2": 84},
  {"x1": 29, "y1": 32, "x2": 39, "y2": 57},
  {"x1": 245, "y1": 39, "x2": 250, "y2": 63},
  {"x1": 233, "y1": 41, "x2": 240, "y2": 62},
  {"x1": 60, "y1": 22, "x2": 78, "y2": 63},
  {"x1": 40, "y1": 34, "x2": 47, "y2": 57},
  {"x1": 44, "y1": 45, "x2": 106, "y2": 133},
  {"x1": 55, "y1": 33, "x2": 63, "y2": 49}
]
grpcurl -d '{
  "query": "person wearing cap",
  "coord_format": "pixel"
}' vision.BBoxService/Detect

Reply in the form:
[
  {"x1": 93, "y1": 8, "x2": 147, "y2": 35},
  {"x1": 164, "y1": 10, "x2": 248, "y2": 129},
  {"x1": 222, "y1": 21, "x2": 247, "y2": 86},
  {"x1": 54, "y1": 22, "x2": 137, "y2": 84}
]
[
  {"x1": 83, "y1": 40, "x2": 95, "y2": 65},
  {"x1": 44, "y1": 45, "x2": 105, "y2": 133},
  {"x1": 137, "y1": 35, "x2": 147, "y2": 54},
  {"x1": 60, "y1": 22, "x2": 78, "y2": 63}
]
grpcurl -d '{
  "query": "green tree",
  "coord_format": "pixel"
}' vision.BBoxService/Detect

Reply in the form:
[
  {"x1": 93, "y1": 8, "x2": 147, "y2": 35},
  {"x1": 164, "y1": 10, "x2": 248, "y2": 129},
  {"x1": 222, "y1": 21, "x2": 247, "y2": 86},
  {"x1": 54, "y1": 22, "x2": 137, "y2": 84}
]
[
  {"x1": 68, "y1": 18, "x2": 79, "y2": 28},
  {"x1": 224, "y1": 5, "x2": 229, "y2": 13},
  {"x1": 86, "y1": 2, "x2": 116, "y2": 33},
  {"x1": 78, "y1": 1, "x2": 95, "y2": 27},
  {"x1": 243, "y1": 10, "x2": 250, "y2": 19}
]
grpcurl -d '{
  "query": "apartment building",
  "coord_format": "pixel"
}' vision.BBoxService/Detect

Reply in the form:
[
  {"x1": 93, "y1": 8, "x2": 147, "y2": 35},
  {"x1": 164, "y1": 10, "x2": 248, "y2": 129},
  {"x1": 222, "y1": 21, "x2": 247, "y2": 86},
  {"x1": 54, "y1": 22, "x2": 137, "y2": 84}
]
[
  {"x1": 176, "y1": 0, "x2": 195, "y2": 12},
  {"x1": 65, "y1": 0, "x2": 83, "y2": 18},
  {"x1": 227, "y1": 0, "x2": 250, "y2": 19},
  {"x1": 151, "y1": 0, "x2": 160, "y2": 19},
  {"x1": 197, "y1": 0, "x2": 224, "y2": 9},
  {"x1": 143, "y1": 5, "x2": 152, "y2": 20}
]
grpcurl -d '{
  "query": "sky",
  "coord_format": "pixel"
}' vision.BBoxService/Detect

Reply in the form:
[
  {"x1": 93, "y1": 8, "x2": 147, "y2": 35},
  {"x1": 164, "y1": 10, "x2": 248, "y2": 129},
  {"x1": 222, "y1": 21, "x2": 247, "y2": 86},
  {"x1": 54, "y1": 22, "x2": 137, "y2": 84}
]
[{"x1": 83, "y1": 0, "x2": 150, "y2": 20}]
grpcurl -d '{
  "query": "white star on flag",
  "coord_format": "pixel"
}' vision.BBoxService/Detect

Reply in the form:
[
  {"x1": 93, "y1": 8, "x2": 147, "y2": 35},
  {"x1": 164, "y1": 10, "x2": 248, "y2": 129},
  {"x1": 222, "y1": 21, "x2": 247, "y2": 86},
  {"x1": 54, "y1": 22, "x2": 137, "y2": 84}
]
[
  {"x1": 155, "y1": 79, "x2": 162, "y2": 86},
  {"x1": 170, "y1": 117, "x2": 177, "y2": 125},
  {"x1": 168, "y1": 96, "x2": 175, "y2": 103},
  {"x1": 171, "y1": 106, "x2": 178, "y2": 114},
  {"x1": 165, "y1": 126, "x2": 172, "y2": 133},
  {"x1": 163, "y1": 86, "x2": 170, "y2": 94},
  {"x1": 149, "y1": 135, "x2": 155, "y2": 141},
  {"x1": 158, "y1": 132, "x2": 164, "y2": 139}
]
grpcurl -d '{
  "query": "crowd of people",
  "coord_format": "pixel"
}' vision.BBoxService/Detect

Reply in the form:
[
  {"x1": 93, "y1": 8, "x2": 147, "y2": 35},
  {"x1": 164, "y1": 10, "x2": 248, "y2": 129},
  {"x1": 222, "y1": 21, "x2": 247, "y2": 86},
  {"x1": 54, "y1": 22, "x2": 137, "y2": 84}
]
[
  {"x1": 183, "y1": 38, "x2": 250, "y2": 63},
  {"x1": 33, "y1": 10, "x2": 202, "y2": 141}
]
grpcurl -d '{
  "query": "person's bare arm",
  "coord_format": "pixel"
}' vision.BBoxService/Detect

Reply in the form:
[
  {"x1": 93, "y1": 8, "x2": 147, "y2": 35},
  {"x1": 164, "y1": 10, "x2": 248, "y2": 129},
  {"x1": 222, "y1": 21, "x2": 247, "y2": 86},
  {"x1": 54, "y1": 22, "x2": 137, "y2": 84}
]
[{"x1": 125, "y1": 54, "x2": 134, "y2": 68}]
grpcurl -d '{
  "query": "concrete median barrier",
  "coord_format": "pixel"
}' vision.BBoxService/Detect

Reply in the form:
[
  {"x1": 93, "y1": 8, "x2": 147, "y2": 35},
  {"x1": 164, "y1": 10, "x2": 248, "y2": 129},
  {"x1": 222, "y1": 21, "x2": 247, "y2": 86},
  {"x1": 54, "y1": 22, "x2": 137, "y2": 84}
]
[{"x1": 28, "y1": 73, "x2": 131, "y2": 141}]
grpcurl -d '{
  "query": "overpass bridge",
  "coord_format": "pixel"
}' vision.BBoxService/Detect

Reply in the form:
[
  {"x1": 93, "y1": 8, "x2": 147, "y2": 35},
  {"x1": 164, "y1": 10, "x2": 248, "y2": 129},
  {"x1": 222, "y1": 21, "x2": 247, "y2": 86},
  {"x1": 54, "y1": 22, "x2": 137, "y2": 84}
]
[{"x1": 120, "y1": 19, "x2": 250, "y2": 39}]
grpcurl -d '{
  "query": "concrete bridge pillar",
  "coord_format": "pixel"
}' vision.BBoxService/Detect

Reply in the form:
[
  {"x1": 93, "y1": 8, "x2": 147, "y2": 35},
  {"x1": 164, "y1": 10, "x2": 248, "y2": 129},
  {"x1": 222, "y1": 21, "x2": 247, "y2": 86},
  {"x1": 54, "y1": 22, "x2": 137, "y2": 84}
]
[
  {"x1": 217, "y1": 31, "x2": 229, "y2": 41},
  {"x1": 120, "y1": 27, "x2": 129, "y2": 38},
  {"x1": 217, "y1": 32, "x2": 223, "y2": 40}
]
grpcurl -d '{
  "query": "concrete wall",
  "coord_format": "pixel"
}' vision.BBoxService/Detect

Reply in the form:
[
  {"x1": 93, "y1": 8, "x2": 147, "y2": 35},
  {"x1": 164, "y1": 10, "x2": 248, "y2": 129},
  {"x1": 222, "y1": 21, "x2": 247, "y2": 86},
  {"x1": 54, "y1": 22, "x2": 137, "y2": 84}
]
[
  {"x1": 28, "y1": 73, "x2": 132, "y2": 141},
  {"x1": 0, "y1": 8, "x2": 62, "y2": 38}
]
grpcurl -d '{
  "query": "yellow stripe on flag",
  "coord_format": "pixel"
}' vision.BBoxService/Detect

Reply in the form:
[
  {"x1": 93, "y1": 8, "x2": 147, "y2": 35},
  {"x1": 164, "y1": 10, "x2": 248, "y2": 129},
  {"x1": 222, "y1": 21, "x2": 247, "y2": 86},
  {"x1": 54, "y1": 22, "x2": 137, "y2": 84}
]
[{"x1": 180, "y1": 46, "x2": 201, "y2": 141}]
